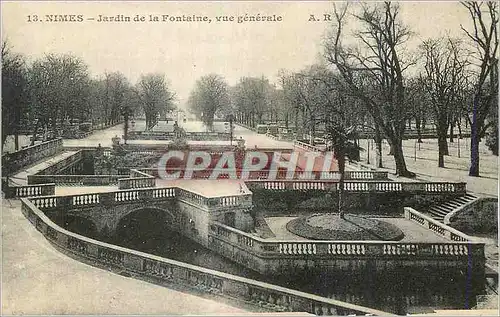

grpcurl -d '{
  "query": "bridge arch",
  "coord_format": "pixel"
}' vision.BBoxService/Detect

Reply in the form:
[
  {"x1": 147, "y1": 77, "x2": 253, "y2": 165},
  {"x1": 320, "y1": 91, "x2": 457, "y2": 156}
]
[{"x1": 113, "y1": 206, "x2": 177, "y2": 250}]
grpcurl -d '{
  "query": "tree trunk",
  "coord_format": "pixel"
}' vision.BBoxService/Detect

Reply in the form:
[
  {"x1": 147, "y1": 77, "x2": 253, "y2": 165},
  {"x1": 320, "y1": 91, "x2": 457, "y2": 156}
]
[
  {"x1": 337, "y1": 150, "x2": 345, "y2": 219},
  {"x1": 449, "y1": 122, "x2": 455, "y2": 143},
  {"x1": 438, "y1": 132, "x2": 447, "y2": 168},
  {"x1": 457, "y1": 117, "x2": 463, "y2": 139},
  {"x1": 123, "y1": 114, "x2": 129, "y2": 144},
  {"x1": 390, "y1": 137, "x2": 415, "y2": 177},
  {"x1": 14, "y1": 134, "x2": 19, "y2": 151},
  {"x1": 469, "y1": 127, "x2": 480, "y2": 177},
  {"x1": 415, "y1": 116, "x2": 423, "y2": 143},
  {"x1": 374, "y1": 125, "x2": 383, "y2": 168}
]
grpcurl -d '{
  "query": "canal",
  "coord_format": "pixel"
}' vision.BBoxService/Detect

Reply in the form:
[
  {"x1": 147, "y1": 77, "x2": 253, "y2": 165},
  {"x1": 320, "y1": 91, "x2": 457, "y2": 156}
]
[{"x1": 109, "y1": 229, "x2": 480, "y2": 315}]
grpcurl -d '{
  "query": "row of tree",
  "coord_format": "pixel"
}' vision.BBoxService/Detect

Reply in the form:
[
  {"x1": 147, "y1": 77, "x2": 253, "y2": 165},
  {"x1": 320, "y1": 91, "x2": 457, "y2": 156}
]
[
  {"x1": 1, "y1": 45, "x2": 176, "y2": 150},
  {"x1": 187, "y1": 1, "x2": 498, "y2": 178}
]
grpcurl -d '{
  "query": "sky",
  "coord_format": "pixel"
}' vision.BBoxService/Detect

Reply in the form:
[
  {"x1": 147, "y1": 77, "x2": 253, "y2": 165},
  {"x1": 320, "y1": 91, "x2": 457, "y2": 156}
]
[{"x1": 2, "y1": 1, "x2": 472, "y2": 109}]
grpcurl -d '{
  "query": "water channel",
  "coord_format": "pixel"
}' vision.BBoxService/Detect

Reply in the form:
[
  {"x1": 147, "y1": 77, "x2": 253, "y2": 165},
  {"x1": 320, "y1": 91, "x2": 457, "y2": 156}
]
[
  {"x1": 112, "y1": 227, "x2": 480, "y2": 315},
  {"x1": 60, "y1": 209, "x2": 482, "y2": 315}
]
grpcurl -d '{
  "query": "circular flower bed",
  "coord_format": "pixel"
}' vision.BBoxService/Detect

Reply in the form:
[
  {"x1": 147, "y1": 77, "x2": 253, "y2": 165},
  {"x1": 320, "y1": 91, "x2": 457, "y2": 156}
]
[{"x1": 286, "y1": 213, "x2": 404, "y2": 241}]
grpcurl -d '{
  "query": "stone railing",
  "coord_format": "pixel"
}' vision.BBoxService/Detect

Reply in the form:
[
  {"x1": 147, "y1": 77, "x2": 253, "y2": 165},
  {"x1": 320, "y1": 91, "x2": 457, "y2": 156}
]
[
  {"x1": 4, "y1": 183, "x2": 56, "y2": 199},
  {"x1": 128, "y1": 131, "x2": 231, "y2": 141},
  {"x1": 29, "y1": 186, "x2": 250, "y2": 214},
  {"x1": 130, "y1": 168, "x2": 155, "y2": 178},
  {"x1": 404, "y1": 207, "x2": 472, "y2": 242},
  {"x1": 176, "y1": 187, "x2": 211, "y2": 209},
  {"x1": 246, "y1": 180, "x2": 467, "y2": 194},
  {"x1": 20, "y1": 197, "x2": 389, "y2": 316},
  {"x1": 118, "y1": 177, "x2": 156, "y2": 190},
  {"x1": 118, "y1": 169, "x2": 156, "y2": 190},
  {"x1": 29, "y1": 187, "x2": 177, "y2": 212},
  {"x1": 209, "y1": 221, "x2": 484, "y2": 260},
  {"x1": 2, "y1": 138, "x2": 64, "y2": 175},
  {"x1": 29, "y1": 150, "x2": 83, "y2": 176},
  {"x1": 144, "y1": 168, "x2": 388, "y2": 181},
  {"x1": 207, "y1": 193, "x2": 253, "y2": 210},
  {"x1": 293, "y1": 140, "x2": 321, "y2": 152},
  {"x1": 27, "y1": 174, "x2": 121, "y2": 186}
]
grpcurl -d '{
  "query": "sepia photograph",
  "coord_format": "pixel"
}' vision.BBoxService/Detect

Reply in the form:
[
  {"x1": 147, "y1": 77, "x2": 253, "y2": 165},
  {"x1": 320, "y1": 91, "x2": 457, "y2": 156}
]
[{"x1": 1, "y1": 1, "x2": 498, "y2": 316}]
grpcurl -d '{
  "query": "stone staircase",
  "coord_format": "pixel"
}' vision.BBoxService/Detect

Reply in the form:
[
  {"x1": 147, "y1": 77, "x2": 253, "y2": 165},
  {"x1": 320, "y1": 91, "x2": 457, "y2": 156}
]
[{"x1": 427, "y1": 193, "x2": 478, "y2": 222}]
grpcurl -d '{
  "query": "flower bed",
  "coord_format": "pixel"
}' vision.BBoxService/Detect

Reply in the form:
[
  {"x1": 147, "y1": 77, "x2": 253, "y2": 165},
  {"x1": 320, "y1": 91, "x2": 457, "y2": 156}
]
[{"x1": 286, "y1": 213, "x2": 404, "y2": 241}]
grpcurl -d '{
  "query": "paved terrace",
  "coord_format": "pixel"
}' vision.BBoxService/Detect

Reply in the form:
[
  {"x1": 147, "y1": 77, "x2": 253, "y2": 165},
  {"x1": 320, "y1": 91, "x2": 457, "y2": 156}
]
[{"x1": 263, "y1": 217, "x2": 451, "y2": 243}]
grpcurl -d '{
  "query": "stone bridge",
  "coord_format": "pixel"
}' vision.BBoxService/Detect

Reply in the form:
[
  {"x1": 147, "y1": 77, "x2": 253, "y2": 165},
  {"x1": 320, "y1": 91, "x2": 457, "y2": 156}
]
[{"x1": 30, "y1": 186, "x2": 254, "y2": 246}]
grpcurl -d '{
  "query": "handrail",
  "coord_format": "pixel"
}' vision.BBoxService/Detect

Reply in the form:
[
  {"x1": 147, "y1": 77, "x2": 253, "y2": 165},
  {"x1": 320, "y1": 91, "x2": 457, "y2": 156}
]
[
  {"x1": 148, "y1": 168, "x2": 389, "y2": 181},
  {"x1": 28, "y1": 174, "x2": 120, "y2": 186},
  {"x1": 247, "y1": 180, "x2": 467, "y2": 193},
  {"x1": 209, "y1": 221, "x2": 484, "y2": 258},
  {"x1": 20, "y1": 197, "x2": 391, "y2": 316},
  {"x1": 27, "y1": 186, "x2": 251, "y2": 212},
  {"x1": 4, "y1": 183, "x2": 56, "y2": 199},
  {"x1": 2, "y1": 138, "x2": 64, "y2": 175},
  {"x1": 404, "y1": 207, "x2": 473, "y2": 242}
]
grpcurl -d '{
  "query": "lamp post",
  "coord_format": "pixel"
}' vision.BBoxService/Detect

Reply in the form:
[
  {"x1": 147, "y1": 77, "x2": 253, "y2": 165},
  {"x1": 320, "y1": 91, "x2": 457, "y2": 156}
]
[{"x1": 229, "y1": 114, "x2": 234, "y2": 146}]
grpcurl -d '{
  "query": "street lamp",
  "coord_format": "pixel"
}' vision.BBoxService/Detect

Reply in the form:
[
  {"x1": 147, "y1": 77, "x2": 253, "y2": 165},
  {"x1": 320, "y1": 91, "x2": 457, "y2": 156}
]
[{"x1": 229, "y1": 114, "x2": 234, "y2": 146}]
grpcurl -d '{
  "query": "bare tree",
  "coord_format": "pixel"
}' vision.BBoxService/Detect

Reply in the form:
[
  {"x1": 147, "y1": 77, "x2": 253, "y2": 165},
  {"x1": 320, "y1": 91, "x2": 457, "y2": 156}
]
[
  {"x1": 461, "y1": 1, "x2": 498, "y2": 176},
  {"x1": 324, "y1": 2, "x2": 416, "y2": 177},
  {"x1": 136, "y1": 73, "x2": 175, "y2": 130},
  {"x1": 27, "y1": 53, "x2": 90, "y2": 143},
  {"x1": 232, "y1": 76, "x2": 274, "y2": 128},
  {"x1": 188, "y1": 74, "x2": 230, "y2": 131},
  {"x1": 305, "y1": 66, "x2": 363, "y2": 218},
  {"x1": 419, "y1": 37, "x2": 470, "y2": 167},
  {"x1": 1, "y1": 41, "x2": 28, "y2": 151}
]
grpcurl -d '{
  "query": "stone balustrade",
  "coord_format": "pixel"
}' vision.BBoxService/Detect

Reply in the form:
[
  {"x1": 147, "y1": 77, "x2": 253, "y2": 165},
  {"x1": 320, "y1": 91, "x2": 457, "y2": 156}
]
[
  {"x1": 28, "y1": 174, "x2": 121, "y2": 186},
  {"x1": 127, "y1": 131, "x2": 231, "y2": 141},
  {"x1": 118, "y1": 177, "x2": 156, "y2": 190},
  {"x1": 208, "y1": 222, "x2": 484, "y2": 260},
  {"x1": 29, "y1": 185, "x2": 250, "y2": 213},
  {"x1": 145, "y1": 168, "x2": 389, "y2": 181},
  {"x1": 176, "y1": 187, "x2": 210, "y2": 209},
  {"x1": 20, "y1": 197, "x2": 389, "y2": 316},
  {"x1": 207, "y1": 193, "x2": 253, "y2": 209},
  {"x1": 247, "y1": 180, "x2": 467, "y2": 194},
  {"x1": 2, "y1": 138, "x2": 64, "y2": 175},
  {"x1": 28, "y1": 150, "x2": 83, "y2": 178},
  {"x1": 117, "y1": 169, "x2": 156, "y2": 190},
  {"x1": 404, "y1": 207, "x2": 472, "y2": 242},
  {"x1": 129, "y1": 168, "x2": 155, "y2": 178},
  {"x1": 4, "y1": 183, "x2": 56, "y2": 199},
  {"x1": 29, "y1": 187, "x2": 177, "y2": 212},
  {"x1": 293, "y1": 140, "x2": 322, "y2": 152}
]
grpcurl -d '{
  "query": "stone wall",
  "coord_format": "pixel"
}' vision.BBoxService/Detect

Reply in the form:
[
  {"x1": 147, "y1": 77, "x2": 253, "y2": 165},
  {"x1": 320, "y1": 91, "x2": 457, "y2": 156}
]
[{"x1": 177, "y1": 200, "x2": 211, "y2": 247}]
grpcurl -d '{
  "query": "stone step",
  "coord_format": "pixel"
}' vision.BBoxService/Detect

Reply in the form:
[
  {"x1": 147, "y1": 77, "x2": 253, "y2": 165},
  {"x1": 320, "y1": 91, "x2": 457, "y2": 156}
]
[
  {"x1": 429, "y1": 207, "x2": 448, "y2": 215},
  {"x1": 426, "y1": 194, "x2": 481, "y2": 222},
  {"x1": 442, "y1": 202, "x2": 461, "y2": 209},
  {"x1": 432, "y1": 206, "x2": 453, "y2": 214}
]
